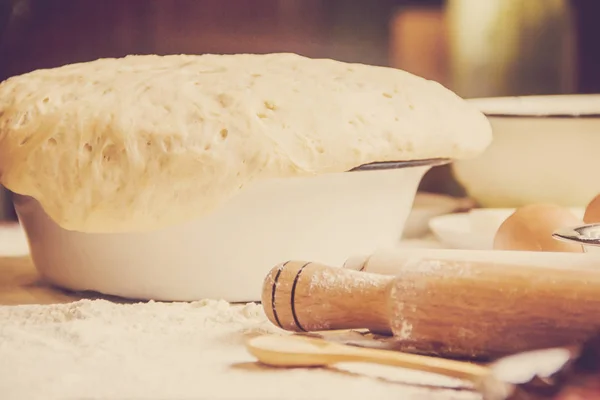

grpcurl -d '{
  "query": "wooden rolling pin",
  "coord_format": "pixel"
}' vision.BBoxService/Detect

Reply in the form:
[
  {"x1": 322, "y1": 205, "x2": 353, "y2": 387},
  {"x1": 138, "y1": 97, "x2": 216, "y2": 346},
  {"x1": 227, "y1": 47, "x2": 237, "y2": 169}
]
[
  {"x1": 261, "y1": 258, "x2": 600, "y2": 359},
  {"x1": 343, "y1": 248, "x2": 600, "y2": 274}
]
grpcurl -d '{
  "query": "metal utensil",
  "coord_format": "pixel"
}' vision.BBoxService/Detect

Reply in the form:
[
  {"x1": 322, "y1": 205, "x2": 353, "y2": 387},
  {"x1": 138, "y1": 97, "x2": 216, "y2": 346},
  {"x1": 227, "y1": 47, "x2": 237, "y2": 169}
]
[{"x1": 553, "y1": 223, "x2": 600, "y2": 253}]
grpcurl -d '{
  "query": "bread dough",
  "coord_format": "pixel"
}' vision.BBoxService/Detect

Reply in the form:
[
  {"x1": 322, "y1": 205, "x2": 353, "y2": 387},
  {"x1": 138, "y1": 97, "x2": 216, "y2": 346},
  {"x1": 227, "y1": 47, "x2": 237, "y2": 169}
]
[{"x1": 0, "y1": 53, "x2": 492, "y2": 233}]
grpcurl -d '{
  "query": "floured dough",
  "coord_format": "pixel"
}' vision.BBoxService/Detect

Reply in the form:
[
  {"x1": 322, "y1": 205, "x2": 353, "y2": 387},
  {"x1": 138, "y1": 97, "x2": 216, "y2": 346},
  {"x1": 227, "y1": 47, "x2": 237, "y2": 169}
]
[{"x1": 0, "y1": 53, "x2": 491, "y2": 233}]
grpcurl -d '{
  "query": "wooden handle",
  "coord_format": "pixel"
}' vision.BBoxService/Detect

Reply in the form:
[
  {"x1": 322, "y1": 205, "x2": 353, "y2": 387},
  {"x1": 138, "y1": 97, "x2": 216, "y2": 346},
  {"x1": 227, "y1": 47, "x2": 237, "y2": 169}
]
[
  {"x1": 385, "y1": 257, "x2": 600, "y2": 359},
  {"x1": 246, "y1": 334, "x2": 491, "y2": 383},
  {"x1": 261, "y1": 261, "x2": 394, "y2": 334},
  {"x1": 330, "y1": 340, "x2": 491, "y2": 383}
]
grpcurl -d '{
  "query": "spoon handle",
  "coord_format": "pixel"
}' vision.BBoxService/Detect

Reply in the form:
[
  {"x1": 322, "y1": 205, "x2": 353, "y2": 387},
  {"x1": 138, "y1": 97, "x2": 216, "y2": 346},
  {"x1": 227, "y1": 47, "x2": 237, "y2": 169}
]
[
  {"x1": 247, "y1": 335, "x2": 490, "y2": 383},
  {"x1": 337, "y1": 343, "x2": 490, "y2": 382}
]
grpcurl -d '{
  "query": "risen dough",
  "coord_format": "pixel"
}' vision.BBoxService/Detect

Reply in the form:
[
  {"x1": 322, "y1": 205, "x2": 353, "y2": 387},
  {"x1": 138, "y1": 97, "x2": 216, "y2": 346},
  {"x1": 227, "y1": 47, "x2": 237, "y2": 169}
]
[{"x1": 0, "y1": 53, "x2": 491, "y2": 233}]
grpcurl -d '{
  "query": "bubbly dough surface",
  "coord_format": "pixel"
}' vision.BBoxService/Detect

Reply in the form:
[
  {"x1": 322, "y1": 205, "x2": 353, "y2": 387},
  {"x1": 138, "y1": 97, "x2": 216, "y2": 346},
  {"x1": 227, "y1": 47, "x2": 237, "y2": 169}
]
[{"x1": 0, "y1": 53, "x2": 491, "y2": 233}]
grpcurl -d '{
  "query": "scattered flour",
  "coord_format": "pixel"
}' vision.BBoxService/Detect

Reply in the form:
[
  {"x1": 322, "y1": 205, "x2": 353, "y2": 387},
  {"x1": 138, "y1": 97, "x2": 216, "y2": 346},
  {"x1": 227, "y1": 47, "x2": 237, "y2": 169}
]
[{"x1": 0, "y1": 298, "x2": 480, "y2": 400}]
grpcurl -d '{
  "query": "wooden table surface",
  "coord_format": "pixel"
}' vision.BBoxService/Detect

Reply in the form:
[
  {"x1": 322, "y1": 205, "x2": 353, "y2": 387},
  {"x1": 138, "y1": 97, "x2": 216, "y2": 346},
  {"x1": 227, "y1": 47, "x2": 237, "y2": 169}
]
[{"x1": 0, "y1": 255, "x2": 84, "y2": 305}]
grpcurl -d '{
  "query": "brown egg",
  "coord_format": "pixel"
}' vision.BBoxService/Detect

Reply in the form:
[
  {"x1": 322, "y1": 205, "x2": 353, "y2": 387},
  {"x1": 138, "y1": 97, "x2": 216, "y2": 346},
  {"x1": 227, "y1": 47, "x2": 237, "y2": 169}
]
[
  {"x1": 493, "y1": 204, "x2": 584, "y2": 252},
  {"x1": 584, "y1": 194, "x2": 600, "y2": 223}
]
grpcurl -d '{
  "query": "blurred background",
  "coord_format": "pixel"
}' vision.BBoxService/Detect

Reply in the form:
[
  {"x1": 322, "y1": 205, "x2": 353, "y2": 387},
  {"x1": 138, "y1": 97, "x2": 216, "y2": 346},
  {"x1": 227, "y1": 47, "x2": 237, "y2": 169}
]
[{"x1": 0, "y1": 0, "x2": 599, "y2": 221}]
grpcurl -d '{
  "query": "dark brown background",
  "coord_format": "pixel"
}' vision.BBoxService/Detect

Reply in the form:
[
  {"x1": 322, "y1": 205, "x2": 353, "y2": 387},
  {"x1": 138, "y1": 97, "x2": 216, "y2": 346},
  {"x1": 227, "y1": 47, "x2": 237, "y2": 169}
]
[{"x1": 2, "y1": 0, "x2": 598, "y2": 91}]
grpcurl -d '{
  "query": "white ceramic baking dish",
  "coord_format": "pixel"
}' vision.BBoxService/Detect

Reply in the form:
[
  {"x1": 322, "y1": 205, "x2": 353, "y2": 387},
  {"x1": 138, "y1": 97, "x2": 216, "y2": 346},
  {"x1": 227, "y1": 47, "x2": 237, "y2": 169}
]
[
  {"x1": 452, "y1": 94, "x2": 600, "y2": 208},
  {"x1": 13, "y1": 158, "x2": 446, "y2": 302}
]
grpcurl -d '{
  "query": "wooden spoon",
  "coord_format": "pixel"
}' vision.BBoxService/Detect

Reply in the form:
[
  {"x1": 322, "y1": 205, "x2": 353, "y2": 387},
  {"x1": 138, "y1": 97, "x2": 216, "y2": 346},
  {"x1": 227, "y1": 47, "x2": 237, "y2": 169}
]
[
  {"x1": 246, "y1": 334, "x2": 573, "y2": 400},
  {"x1": 246, "y1": 334, "x2": 488, "y2": 379}
]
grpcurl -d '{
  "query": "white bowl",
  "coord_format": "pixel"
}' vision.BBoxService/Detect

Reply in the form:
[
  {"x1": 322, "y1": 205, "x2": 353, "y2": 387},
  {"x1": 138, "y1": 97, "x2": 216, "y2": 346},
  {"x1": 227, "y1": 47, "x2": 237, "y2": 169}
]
[
  {"x1": 402, "y1": 193, "x2": 475, "y2": 239},
  {"x1": 452, "y1": 94, "x2": 600, "y2": 208},
  {"x1": 13, "y1": 159, "x2": 443, "y2": 302},
  {"x1": 428, "y1": 209, "x2": 513, "y2": 250},
  {"x1": 429, "y1": 207, "x2": 584, "y2": 250}
]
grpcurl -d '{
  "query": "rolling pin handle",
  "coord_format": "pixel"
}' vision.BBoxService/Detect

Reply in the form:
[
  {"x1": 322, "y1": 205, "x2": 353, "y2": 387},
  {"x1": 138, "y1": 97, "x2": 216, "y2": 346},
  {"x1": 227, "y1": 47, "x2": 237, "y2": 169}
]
[{"x1": 261, "y1": 260, "x2": 393, "y2": 334}]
